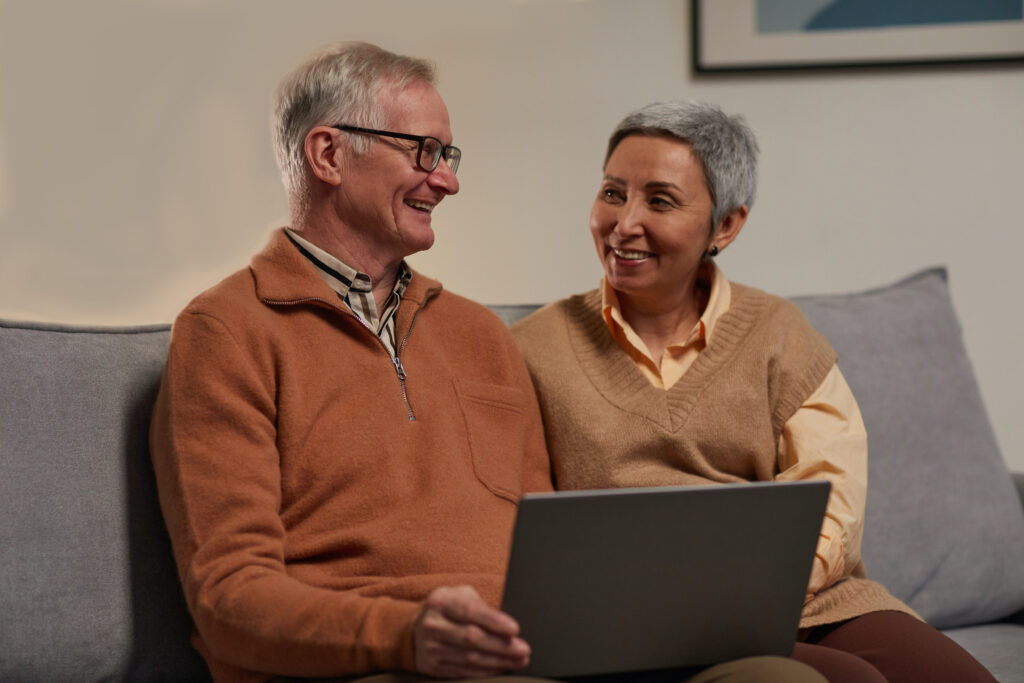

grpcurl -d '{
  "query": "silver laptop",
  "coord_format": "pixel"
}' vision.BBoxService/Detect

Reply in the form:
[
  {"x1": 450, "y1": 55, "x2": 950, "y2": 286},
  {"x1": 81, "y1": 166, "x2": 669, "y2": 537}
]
[{"x1": 500, "y1": 480, "x2": 830, "y2": 678}]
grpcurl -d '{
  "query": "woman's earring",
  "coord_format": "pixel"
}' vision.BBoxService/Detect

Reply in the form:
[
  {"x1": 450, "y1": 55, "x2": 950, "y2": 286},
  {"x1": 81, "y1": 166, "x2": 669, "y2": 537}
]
[{"x1": 708, "y1": 245, "x2": 719, "y2": 257}]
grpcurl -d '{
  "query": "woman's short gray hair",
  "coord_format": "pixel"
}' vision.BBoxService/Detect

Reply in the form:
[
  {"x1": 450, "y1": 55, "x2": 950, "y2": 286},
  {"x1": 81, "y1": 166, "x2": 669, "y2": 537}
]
[
  {"x1": 605, "y1": 101, "x2": 759, "y2": 229},
  {"x1": 272, "y1": 41, "x2": 436, "y2": 214}
]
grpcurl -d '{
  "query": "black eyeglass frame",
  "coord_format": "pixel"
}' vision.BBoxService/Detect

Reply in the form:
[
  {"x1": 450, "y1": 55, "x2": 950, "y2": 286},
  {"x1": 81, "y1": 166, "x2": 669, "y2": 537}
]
[{"x1": 332, "y1": 125, "x2": 461, "y2": 175}]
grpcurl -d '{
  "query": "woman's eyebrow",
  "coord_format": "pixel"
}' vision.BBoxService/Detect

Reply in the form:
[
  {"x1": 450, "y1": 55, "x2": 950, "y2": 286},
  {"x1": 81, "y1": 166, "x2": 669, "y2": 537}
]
[{"x1": 645, "y1": 181, "x2": 682, "y2": 191}]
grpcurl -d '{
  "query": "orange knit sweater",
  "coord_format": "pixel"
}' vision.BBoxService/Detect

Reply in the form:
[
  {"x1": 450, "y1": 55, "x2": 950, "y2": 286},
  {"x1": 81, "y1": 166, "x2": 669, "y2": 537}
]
[{"x1": 150, "y1": 230, "x2": 553, "y2": 682}]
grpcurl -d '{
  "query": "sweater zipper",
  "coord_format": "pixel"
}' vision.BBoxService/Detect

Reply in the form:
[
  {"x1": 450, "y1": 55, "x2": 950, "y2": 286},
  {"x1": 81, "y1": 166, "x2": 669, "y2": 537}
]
[
  {"x1": 389, "y1": 287, "x2": 440, "y2": 421},
  {"x1": 350, "y1": 313, "x2": 415, "y2": 421},
  {"x1": 262, "y1": 292, "x2": 436, "y2": 422}
]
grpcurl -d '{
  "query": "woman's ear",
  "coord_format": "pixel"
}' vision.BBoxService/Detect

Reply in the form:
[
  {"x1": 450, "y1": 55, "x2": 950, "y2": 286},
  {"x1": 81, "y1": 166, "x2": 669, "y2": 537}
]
[
  {"x1": 709, "y1": 205, "x2": 748, "y2": 254},
  {"x1": 304, "y1": 126, "x2": 345, "y2": 186}
]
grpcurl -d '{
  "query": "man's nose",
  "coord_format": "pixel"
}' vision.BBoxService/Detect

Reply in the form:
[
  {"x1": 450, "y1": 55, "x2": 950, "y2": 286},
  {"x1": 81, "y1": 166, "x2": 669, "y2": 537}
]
[{"x1": 428, "y1": 158, "x2": 459, "y2": 195}]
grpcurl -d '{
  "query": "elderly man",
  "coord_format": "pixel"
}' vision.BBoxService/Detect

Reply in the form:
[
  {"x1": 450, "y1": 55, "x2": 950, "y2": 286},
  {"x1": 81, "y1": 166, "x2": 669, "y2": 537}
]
[{"x1": 150, "y1": 42, "x2": 824, "y2": 683}]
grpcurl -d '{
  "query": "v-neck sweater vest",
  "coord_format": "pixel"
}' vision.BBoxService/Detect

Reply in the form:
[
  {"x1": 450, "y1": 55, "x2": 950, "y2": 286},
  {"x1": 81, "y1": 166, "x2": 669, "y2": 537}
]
[{"x1": 512, "y1": 283, "x2": 915, "y2": 628}]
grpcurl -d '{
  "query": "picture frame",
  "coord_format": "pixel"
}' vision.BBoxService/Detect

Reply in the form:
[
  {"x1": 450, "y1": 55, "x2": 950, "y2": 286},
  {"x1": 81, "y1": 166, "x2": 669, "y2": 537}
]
[{"x1": 692, "y1": 0, "x2": 1024, "y2": 72}]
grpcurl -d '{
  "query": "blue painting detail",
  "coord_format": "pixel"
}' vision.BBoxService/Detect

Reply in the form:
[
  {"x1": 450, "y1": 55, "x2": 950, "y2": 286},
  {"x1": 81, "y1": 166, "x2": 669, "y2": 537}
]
[{"x1": 758, "y1": 0, "x2": 1023, "y2": 34}]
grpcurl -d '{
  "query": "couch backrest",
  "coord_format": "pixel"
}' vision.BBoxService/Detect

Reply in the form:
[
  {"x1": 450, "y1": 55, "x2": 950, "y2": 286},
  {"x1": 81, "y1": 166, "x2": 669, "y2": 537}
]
[
  {"x1": 791, "y1": 268, "x2": 1024, "y2": 628},
  {"x1": 0, "y1": 321, "x2": 208, "y2": 681}
]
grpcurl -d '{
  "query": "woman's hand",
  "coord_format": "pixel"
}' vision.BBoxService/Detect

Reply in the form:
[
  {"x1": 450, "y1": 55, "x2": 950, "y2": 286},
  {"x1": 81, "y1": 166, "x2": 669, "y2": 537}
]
[{"x1": 414, "y1": 585, "x2": 531, "y2": 678}]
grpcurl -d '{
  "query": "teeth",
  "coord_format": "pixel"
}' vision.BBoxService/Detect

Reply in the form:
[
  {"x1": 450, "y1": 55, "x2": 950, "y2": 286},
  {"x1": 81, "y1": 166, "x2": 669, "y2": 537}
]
[
  {"x1": 405, "y1": 200, "x2": 434, "y2": 213},
  {"x1": 614, "y1": 249, "x2": 651, "y2": 260}
]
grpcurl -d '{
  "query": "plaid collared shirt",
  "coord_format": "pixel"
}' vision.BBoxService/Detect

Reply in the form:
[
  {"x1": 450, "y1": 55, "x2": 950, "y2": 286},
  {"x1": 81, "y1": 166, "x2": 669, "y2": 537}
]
[{"x1": 285, "y1": 228, "x2": 412, "y2": 358}]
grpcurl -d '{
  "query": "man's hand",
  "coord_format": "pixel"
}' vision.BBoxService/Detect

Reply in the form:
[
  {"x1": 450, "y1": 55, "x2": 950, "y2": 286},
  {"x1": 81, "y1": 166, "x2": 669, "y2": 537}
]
[{"x1": 414, "y1": 585, "x2": 531, "y2": 678}]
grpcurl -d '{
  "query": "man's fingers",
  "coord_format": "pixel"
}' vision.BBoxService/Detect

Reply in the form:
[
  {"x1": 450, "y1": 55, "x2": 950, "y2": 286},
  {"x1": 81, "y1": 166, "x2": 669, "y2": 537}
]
[
  {"x1": 428, "y1": 585, "x2": 521, "y2": 637},
  {"x1": 419, "y1": 612, "x2": 530, "y2": 661},
  {"x1": 434, "y1": 620, "x2": 530, "y2": 657},
  {"x1": 432, "y1": 640, "x2": 530, "y2": 670},
  {"x1": 415, "y1": 586, "x2": 532, "y2": 677},
  {"x1": 417, "y1": 631, "x2": 530, "y2": 678}
]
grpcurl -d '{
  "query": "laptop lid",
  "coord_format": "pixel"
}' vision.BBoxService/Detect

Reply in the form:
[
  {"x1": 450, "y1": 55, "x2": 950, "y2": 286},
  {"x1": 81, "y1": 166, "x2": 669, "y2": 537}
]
[{"x1": 500, "y1": 480, "x2": 830, "y2": 678}]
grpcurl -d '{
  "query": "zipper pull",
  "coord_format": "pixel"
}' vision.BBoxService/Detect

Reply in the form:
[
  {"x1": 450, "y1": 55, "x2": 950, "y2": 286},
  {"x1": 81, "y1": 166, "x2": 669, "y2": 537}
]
[{"x1": 391, "y1": 355, "x2": 407, "y2": 381}]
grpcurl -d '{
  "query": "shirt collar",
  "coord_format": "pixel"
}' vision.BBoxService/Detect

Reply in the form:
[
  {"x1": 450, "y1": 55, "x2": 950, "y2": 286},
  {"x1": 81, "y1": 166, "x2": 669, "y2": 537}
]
[
  {"x1": 701, "y1": 260, "x2": 731, "y2": 344},
  {"x1": 252, "y1": 229, "x2": 439, "y2": 311},
  {"x1": 599, "y1": 259, "x2": 732, "y2": 350},
  {"x1": 285, "y1": 228, "x2": 373, "y2": 297},
  {"x1": 284, "y1": 227, "x2": 412, "y2": 301}
]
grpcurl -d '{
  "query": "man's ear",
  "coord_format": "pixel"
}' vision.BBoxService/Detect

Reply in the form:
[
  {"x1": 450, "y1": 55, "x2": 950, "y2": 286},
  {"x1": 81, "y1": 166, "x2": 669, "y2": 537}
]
[
  {"x1": 304, "y1": 126, "x2": 345, "y2": 186},
  {"x1": 710, "y1": 205, "x2": 748, "y2": 253}
]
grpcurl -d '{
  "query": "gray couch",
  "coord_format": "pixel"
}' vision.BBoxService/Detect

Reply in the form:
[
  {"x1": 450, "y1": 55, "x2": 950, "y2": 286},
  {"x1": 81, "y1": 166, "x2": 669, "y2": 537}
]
[{"x1": 3, "y1": 267, "x2": 1023, "y2": 682}]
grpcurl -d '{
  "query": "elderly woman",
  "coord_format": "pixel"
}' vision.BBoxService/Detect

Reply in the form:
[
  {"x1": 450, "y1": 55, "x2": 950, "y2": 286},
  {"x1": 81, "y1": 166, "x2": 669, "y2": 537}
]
[{"x1": 511, "y1": 101, "x2": 995, "y2": 683}]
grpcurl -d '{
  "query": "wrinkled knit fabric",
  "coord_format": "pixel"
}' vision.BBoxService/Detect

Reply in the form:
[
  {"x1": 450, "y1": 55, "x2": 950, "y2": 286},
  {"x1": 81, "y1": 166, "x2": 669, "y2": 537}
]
[
  {"x1": 150, "y1": 229, "x2": 553, "y2": 682},
  {"x1": 511, "y1": 284, "x2": 914, "y2": 629}
]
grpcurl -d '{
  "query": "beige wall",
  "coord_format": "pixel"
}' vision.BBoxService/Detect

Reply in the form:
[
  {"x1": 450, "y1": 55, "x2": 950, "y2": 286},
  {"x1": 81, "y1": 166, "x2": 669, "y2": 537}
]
[{"x1": 2, "y1": 0, "x2": 1022, "y2": 470}]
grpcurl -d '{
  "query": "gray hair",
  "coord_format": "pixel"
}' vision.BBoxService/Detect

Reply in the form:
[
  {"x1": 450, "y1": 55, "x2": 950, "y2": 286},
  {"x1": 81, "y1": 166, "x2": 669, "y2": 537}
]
[
  {"x1": 271, "y1": 41, "x2": 436, "y2": 215},
  {"x1": 605, "y1": 101, "x2": 759, "y2": 229}
]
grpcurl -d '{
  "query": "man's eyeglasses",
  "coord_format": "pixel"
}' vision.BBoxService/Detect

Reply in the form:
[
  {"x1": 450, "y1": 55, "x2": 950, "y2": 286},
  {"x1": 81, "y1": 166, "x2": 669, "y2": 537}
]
[{"x1": 333, "y1": 125, "x2": 461, "y2": 175}]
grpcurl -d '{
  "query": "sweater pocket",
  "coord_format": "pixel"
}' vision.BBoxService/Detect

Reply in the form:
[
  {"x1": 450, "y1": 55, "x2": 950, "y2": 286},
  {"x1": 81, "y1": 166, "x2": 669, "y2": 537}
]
[{"x1": 453, "y1": 379, "x2": 528, "y2": 504}]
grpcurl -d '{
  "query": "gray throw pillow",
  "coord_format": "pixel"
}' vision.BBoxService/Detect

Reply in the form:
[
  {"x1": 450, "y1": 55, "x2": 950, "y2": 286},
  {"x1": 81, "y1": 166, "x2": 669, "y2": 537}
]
[{"x1": 793, "y1": 268, "x2": 1024, "y2": 629}]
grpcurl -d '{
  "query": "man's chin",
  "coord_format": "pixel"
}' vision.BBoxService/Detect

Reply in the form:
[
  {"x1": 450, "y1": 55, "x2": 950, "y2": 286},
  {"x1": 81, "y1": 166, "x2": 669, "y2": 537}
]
[{"x1": 398, "y1": 225, "x2": 436, "y2": 257}]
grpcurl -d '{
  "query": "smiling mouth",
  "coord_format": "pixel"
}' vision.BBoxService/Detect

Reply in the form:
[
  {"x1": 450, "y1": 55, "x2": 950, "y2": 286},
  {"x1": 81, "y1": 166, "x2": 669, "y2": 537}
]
[
  {"x1": 404, "y1": 199, "x2": 435, "y2": 214},
  {"x1": 613, "y1": 248, "x2": 653, "y2": 261}
]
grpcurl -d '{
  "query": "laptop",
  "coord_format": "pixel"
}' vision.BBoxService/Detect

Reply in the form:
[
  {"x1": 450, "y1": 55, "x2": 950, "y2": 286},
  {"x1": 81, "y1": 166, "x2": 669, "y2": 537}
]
[{"x1": 500, "y1": 480, "x2": 830, "y2": 678}]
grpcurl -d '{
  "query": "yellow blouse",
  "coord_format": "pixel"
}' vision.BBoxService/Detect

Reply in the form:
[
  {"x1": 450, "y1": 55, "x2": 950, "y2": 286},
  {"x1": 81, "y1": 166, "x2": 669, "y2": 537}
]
[{"x1": 600, "y1": 263, "x2": 866, "y2": 601}]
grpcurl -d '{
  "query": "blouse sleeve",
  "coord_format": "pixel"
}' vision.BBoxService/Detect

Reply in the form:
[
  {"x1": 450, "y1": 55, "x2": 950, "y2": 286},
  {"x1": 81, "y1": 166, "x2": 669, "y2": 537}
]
[{"x1": 775, "y1": 364, "x2": 868, "y2": 601}]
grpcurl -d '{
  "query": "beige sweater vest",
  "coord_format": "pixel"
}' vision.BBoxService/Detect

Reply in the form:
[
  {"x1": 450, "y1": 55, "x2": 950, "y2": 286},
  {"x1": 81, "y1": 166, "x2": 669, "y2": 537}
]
[{"x1": 512, "y1": 283, "x2": 915, "y2": 628}]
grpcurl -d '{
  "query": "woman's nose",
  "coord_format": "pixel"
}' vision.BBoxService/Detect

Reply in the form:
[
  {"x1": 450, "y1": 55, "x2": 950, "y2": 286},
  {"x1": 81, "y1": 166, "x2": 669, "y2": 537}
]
[{"x1": 611, "y1": 201, "x2": 644, "y2": 237}]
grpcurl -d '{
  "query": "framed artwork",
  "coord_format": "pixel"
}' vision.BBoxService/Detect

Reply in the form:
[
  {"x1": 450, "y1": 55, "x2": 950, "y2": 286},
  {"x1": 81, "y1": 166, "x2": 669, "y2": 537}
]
[{"x1": 693, "y1": 0, "x2": 1024, "y2": 72}]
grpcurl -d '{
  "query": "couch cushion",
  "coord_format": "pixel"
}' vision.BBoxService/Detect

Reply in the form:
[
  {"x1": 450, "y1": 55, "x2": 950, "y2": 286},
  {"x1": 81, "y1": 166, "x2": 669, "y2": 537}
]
[
  {"x1": 942, "y1": 624, "x2": 1024, "y2": 683},
  {"x1": 0, "y1": 320, "x2": 208, "y2": 681},
  {"x1": 792, "y1": 268, "x2": 1024, "y2": 629}
]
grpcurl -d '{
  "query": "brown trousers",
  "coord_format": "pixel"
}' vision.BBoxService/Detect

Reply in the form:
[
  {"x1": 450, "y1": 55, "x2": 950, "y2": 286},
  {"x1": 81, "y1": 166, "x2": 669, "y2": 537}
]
[
  {"x1": 274, "y1": 655, "x2": 825, "y2": 682},
  {"x1": 793, "y1": 610, "x2": 996, "y2": 683},
  {"x1": 274, "y1": 611, "x2": 997, "y2": 683}
]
